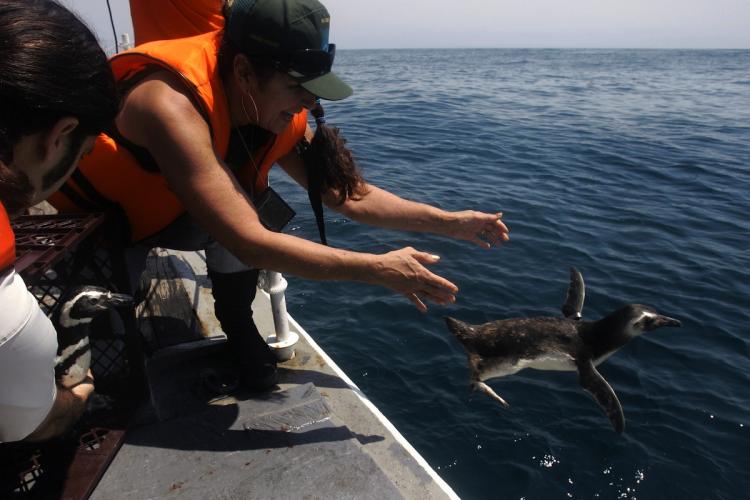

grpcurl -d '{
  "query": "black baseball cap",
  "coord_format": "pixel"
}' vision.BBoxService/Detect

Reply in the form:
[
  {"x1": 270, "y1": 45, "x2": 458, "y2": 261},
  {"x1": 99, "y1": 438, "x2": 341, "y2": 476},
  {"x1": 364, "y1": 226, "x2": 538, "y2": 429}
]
[{"x1": 226, "y1": 0, "x2": 352, "y2": 101}]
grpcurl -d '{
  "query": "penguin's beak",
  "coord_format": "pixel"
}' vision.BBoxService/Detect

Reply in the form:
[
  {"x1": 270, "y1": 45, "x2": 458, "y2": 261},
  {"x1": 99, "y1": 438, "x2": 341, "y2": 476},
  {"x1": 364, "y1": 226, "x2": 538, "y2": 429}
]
[
  {"x1": 653, "y1": 315, "x2": 682, "y2": 329},
  {"x1": 106, "y1": 292, "x2": 134, "y2": 308}
]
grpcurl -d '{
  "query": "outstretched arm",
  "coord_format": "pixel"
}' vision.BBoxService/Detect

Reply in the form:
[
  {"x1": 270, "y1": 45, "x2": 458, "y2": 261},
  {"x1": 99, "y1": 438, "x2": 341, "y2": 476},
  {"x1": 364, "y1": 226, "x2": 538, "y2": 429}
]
[
  {"x1": 116, "y1": 72, "x2": 456, "y2": 311},
  {"x1": 278, "y1": 136, "x2": 509, "y2": 249},
  {"x1": 333, "y1": 183, "x2": 508, "y2": 249}
]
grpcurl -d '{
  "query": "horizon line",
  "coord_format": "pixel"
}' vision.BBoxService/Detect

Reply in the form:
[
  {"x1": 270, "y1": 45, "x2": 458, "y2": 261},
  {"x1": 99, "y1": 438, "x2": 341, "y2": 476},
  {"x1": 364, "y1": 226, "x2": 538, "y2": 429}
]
[{"x1": 336, "y1": 46, "x2": 750, "y2": 51}]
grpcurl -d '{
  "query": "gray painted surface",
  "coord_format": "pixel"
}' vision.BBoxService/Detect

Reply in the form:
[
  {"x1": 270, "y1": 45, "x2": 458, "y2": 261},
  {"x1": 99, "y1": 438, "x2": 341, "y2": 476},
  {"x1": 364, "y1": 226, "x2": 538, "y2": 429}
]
[
  {"x1": 93, "y1": 384, "x2": 403, "y2": 500},
  {"x1": 92, "y1": 249, "x2": 454, "y2": 499}
]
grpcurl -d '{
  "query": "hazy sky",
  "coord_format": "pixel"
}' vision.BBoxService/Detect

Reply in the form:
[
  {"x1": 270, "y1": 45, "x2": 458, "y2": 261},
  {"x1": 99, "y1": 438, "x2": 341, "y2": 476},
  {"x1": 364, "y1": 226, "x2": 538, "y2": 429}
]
[{"x1": 64, "y1": 0, "x2": 750, "y2": 52}]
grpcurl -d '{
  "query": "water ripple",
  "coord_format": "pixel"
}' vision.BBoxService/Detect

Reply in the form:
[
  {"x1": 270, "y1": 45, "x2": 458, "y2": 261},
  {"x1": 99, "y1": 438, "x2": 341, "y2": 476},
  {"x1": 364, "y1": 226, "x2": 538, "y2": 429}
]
[{"x1": 278, "y1": 48, "x2": 750, "y2": 499}]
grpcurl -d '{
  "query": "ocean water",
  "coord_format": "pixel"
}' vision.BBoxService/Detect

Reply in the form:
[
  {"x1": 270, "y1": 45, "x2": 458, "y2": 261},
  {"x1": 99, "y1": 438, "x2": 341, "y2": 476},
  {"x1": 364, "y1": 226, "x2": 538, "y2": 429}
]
[{"x1": 271, "y1": 49, "x2": 750, "y2": 499}]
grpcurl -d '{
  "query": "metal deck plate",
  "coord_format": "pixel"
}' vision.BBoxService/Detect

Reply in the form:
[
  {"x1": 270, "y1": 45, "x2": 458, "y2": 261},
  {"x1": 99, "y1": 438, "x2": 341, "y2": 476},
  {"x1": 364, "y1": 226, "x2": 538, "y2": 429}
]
[{"x1": 93, "y1": 384, "x2": 403, "y2": 499}]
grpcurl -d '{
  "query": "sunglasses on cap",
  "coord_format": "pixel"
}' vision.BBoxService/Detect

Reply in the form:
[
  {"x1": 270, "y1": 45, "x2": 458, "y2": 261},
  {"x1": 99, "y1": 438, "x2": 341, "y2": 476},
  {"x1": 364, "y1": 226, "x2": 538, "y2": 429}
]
[{"x1": 251, "y1": 44, "x2": 336, "y2": 79}]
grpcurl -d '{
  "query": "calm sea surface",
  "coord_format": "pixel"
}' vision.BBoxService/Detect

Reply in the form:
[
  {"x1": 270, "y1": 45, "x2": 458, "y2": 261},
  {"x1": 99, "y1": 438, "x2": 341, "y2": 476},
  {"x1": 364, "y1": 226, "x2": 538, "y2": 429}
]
[{"x1": 270, "y1": 49, "x2": 750, "y2": 499}]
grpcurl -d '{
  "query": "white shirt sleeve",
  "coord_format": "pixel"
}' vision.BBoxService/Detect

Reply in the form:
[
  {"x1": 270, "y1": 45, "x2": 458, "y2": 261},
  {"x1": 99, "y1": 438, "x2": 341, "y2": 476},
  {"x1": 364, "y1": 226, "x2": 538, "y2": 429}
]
[{"x1": 0, "y1": 268, "x2": 58, "y2": 443}]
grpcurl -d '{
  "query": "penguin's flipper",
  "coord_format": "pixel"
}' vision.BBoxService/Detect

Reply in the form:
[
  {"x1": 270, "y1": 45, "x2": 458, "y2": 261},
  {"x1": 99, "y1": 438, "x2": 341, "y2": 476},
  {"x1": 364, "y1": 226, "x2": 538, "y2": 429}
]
[
  {"x1": 576, "y1": 359, "x2": 625, "y2": 433},
  {"x1": 472, "y1": 381, "x2": 510, "y2": 408},
  {"x1": 561, "y1": 267, "x2": 585, "y2": 320}
]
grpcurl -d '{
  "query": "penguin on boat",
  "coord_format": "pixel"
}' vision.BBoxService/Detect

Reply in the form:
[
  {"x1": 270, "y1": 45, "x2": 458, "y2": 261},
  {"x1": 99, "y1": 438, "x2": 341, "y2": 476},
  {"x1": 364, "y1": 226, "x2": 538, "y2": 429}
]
[
  {"x1": 444, "y1": 268, "x2": 681, "y2": 433},
  {"x1": 52, "y1": 285, "x2": 133, "y2": 387}
]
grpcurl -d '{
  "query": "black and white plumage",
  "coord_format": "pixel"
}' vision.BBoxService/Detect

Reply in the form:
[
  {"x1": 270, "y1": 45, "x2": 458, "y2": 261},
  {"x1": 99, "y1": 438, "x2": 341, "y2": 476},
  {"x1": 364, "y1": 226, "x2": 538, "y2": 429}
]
[
  {"x1": 445, "y1": 268, "x2": 681, "y2": 433},
  {"x1": 51, "y1": 285, "x2": 132, "y2": 388}
]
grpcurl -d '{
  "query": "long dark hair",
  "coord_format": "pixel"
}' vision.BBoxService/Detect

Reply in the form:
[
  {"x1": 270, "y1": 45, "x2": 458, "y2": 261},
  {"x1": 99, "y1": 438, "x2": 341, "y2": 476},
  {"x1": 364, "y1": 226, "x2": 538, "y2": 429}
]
[
  {"x1": 0, "y1": 0, "x2": 119, "y2": 167},
  {"x1": 302, "y1": 103, "x2": 366, "y2": 205}
]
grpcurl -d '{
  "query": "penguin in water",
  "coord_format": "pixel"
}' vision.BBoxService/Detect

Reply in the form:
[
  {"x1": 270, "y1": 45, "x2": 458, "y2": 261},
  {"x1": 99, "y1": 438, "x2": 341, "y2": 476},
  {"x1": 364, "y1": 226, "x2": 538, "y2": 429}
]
[
  {"x1": 445, "y1": 268, "x2": 681, "y2": 433},
  {"x1": 52, "y1": 285, "x2": 133, "y2": 387}
]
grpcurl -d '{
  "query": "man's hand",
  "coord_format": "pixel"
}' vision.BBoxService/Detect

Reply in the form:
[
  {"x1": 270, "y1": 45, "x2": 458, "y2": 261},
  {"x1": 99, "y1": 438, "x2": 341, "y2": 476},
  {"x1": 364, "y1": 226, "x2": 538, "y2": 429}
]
[
  {"x1": 25, "y1": 370, "x2": 94, "y2": 442},
  {"x1": 69, "y1": 369, "x2": 95, "y2": 401}
]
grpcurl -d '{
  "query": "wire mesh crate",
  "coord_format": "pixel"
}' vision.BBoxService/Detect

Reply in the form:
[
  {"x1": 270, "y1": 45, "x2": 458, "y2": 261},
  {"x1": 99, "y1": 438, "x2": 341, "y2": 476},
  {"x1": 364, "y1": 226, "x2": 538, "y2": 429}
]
[{"x1": 1, "y1": 213, "x2": 145, "y2": 499}]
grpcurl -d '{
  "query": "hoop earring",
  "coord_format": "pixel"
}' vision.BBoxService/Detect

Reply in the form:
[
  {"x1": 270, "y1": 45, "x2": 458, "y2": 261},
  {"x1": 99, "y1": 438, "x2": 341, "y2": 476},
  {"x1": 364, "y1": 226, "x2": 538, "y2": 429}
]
[{"x1": 241, "y1": 91, "x2": 260, "y2": 124}]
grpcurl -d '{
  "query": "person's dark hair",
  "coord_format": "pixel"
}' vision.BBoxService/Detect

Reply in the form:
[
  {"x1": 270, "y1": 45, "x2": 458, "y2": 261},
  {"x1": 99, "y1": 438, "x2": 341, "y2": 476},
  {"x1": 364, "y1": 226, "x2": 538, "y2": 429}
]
[
  {"x1": 0, "y1": 0, "x2": 118, "y2": 168},
  {"x1": 302, "y1": 103, "x2": 365, "y2": 205},
  {"x1": 217, "y1": 35, "x2": 278, "y2": 86}
]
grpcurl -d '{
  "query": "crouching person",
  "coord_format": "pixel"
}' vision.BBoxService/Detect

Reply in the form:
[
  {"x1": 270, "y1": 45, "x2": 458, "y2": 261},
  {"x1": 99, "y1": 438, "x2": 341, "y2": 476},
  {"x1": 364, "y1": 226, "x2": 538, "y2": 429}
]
[{"x1": 0, "y1": 0, "x2": 118, "y2": 442}]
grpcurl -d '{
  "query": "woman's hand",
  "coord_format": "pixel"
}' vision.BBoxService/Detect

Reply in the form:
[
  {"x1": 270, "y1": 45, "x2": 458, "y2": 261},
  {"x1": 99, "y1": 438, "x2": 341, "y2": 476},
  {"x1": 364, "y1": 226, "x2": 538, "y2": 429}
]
[
  {"x1": 373, "y1": 247, "x2": 458, "y2": 312},
  {"x1": 443, "y1": 211, "x2": 509, "y2": 249}
]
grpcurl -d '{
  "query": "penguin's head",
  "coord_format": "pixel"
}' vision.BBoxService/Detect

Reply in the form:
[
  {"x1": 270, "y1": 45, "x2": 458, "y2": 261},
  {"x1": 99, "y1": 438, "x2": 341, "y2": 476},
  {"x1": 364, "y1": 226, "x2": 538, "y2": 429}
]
[
  {"x1": 621, "y1": 304, "x2": 682, "y2": 337},
  {"x1": 56, "y1": 285, "x2": 133, "y2": 329}
]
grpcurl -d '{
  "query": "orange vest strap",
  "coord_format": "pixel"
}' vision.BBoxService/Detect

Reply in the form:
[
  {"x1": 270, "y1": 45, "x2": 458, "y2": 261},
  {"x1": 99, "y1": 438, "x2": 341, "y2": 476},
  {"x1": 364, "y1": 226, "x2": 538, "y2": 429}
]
[{"x1": 0, "y1": 201, "x2": 16, "y2": 271}]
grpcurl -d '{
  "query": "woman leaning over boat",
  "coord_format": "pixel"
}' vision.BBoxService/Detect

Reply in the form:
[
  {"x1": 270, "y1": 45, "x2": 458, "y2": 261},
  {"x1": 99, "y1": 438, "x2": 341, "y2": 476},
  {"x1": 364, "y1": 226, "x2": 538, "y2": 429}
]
[{"x1": 49, "y1": 0, "x2": 509, "y2": 391}]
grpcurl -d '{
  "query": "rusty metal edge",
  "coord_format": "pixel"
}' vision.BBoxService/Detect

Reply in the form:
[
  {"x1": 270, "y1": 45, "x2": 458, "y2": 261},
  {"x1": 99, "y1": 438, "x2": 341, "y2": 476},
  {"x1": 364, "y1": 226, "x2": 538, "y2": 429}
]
[
  {"x1": 12, "y1": 213, "x2": 106, "y2": 283},
  {"x1": 60, "y1": 428, "x2": 127, "y2": 500}
]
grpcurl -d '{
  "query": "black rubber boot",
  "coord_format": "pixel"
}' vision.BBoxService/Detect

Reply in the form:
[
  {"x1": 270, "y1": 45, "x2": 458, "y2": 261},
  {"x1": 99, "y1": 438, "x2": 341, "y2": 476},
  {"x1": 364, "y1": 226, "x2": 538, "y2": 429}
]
[{"x1": 208, "y1": 268, "x2": 278, "y2": 392}]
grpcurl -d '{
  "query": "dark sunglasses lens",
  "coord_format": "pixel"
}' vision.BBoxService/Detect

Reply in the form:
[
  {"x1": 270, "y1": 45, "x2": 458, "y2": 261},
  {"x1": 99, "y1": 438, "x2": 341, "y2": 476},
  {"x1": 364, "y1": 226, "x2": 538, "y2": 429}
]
[{"x1": 291, "y1": 50, "x2": 333, "y2": 77}]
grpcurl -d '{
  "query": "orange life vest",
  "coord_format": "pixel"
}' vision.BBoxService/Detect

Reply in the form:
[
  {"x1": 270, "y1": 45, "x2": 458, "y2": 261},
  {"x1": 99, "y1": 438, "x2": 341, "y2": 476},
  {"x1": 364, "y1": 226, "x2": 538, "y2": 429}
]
[
  {"x1": 0, "y1": 201, "x2": 15, "y2": 272},
  {"x1": 48, "y1": 31, "x2": 308, "y2": 242},
  {"x1": 129, "y1": 0, "x2": 225, "y2": 45}
]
